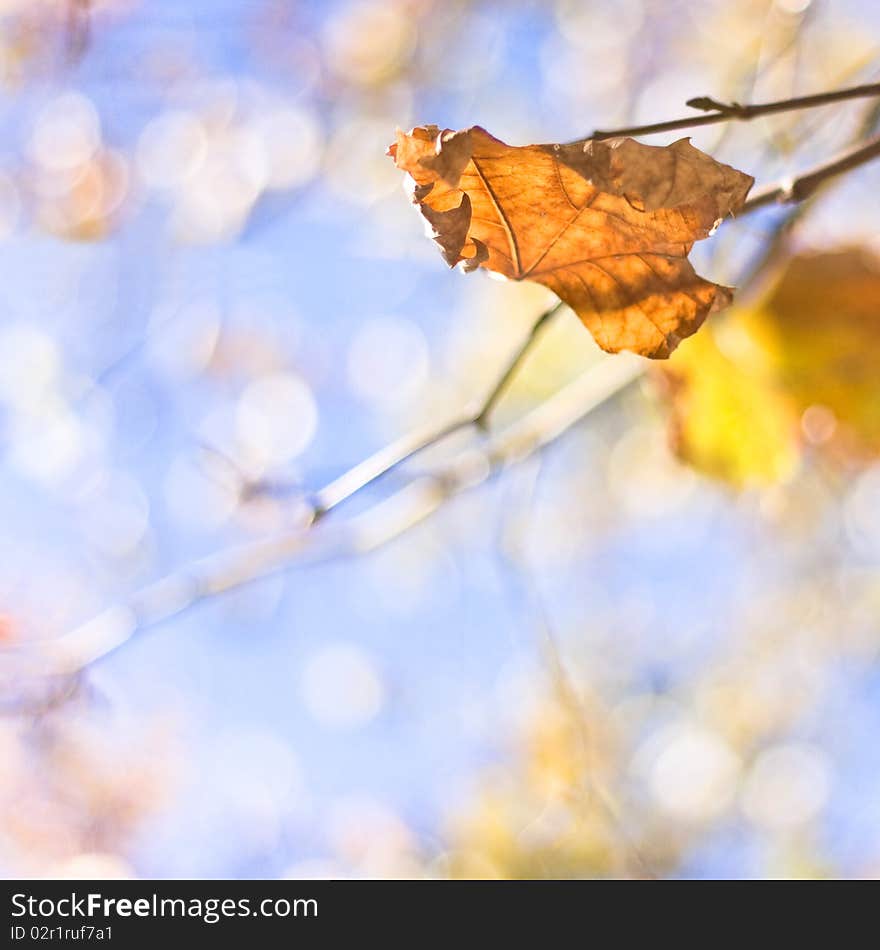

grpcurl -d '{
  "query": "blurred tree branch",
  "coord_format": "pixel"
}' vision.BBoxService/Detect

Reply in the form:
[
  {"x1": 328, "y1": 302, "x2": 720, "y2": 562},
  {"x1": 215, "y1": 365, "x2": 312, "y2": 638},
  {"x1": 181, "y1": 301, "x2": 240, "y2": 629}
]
[
  {"x1": 310, "y1": 300, "x2": 563, "y2": 519},
  {"x1": 6, "y1": 353, "x2": 642, "y2": 677},
  {"x1": 738, "y1": 95, "x2": 880, "y2": 292},
  {"x1": 740, "y1": 132, "x2": 880, "y2": 212}
]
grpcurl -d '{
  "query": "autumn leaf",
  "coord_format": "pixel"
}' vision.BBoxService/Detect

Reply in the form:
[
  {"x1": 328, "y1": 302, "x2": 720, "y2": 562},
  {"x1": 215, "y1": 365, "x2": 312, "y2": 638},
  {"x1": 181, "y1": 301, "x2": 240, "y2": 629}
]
[
  {"x1": 657, "y1": 323, "x2": 800, "y2": 487},
  {"x1": 657, "y1": 247, "x2": 880, "y2": 485},
  {"x1": 748, "y1": 248, "x2": 880, "y2": 458},
  {"x1": 388, "y1": 125, "x2": 753, "y2": 358}
]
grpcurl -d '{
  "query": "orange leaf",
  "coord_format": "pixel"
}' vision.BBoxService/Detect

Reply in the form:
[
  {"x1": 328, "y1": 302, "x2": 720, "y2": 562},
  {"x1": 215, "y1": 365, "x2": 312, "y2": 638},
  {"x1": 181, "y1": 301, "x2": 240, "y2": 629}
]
[
  {"x1": 655, "y1": 247, "x2": 880, "y2": 486},
  {"x1": 743, "y1": 248, "x2": 880, "y2": 459},
  {"x1": 389, "y1": 126, "x2": 753, "y2": 358}
]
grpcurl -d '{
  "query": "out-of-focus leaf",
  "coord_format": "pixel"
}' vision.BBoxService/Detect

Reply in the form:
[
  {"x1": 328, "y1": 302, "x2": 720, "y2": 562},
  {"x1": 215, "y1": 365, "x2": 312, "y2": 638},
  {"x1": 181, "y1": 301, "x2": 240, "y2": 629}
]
[
  {"x1": 748, "y1": 248, "x2": 880, "y2": 459},
  {"x1": 388, "y1": 126, "x2": 753, "y2": 358},
  {"x1": 657, "y1": 248, "x2": 880, "y2": 486},
  {"x1": 444, "y1": 702, "x2": 621, "y2": 879},
  {"x1": 658, "y1": 323, "x2": 800, "y2": 488}
]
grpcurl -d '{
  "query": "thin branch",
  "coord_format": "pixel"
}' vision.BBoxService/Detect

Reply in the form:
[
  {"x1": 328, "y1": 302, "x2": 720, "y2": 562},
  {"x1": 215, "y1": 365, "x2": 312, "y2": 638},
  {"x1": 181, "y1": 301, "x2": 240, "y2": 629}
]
[
  {"x1": 472, "y1": 301, "x2": 563, "y2": 429},
  {"x1": 739, "y1": 131, "x2": 880, "y2": 213},
  {"x1": 6, "y1": 355, "x2": 643, "y2": 678},
  {"x1": 310, "y1": 414, "x2": 472, "y2": 519},
  {"x1": 735, "y1": 97, "x2": 880, "y2": 293},
  {"x1": 591, "y1": 80, "x2": 880, "y2": 140},
  {"x1": 310, "y1": 299, "x2": 563, "y2": 518}
]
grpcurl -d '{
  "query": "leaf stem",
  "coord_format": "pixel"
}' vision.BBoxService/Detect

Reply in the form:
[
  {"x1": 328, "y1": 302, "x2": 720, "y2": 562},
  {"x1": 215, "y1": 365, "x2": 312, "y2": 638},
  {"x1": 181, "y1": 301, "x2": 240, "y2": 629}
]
[{"x1": 591, "y1": 80, "x2": 880, "y2": 140}]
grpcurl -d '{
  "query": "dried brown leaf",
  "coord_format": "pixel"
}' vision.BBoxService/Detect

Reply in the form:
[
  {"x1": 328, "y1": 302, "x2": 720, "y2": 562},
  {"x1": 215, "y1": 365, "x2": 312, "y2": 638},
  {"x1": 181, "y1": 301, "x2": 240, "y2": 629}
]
[{"x1": 388, "y1": 126, "x2": 753, "y2": 358}]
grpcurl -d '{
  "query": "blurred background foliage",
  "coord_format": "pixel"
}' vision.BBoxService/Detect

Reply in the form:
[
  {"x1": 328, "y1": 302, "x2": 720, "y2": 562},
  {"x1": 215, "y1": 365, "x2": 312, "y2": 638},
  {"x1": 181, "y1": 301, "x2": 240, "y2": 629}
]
[{"x1": 1, "y1": 0, "x2": 880, "y2": 879}]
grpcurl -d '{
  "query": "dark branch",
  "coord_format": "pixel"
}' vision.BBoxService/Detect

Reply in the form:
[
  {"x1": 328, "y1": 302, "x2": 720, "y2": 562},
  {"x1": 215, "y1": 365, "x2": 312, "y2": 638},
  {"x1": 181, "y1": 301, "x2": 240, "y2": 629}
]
[
  {"x1": 740, "y1": 132, "x2": 880, "y2": 213},
  {"x1": 591, "y1": 80, "x2": 880, "y2": 140}
]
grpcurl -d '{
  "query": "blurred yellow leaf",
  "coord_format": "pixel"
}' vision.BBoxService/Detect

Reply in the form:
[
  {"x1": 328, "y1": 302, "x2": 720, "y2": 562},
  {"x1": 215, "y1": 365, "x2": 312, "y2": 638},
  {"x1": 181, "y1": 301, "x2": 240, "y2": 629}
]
[
  {"x1": 658, "y1": 322, "x2": 800, "y2": 487},
  {"x1": 657, "y1": 247, "x2": 880, "y2": 486},
  {"x1": 748, "y1": 248, "x2": 880, "y2": 459},
  {"x1": 444, "y1": 701, "x2": 630, "y2": 879}
]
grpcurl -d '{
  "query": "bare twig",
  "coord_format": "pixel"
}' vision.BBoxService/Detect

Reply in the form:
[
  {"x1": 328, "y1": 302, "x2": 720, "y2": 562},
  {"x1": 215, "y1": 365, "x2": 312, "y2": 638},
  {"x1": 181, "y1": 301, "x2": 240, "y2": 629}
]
[
  {"x1": 311, "y1": 299, "x2": 563, "y2": 518},
  {"x1": 591, "y1": 80, "x2": 880, "y2": 140},
  {"x1": 194, "y1": 301, "x2": 563, "y2": 516},
  {"x1": 471, "y1": 301, "x2": 562, "y2": 430},
  {"x1": 5, "y1": 355, "x2": 643, "y2": 677},
  {"x1": 736, "y1": 97, "x2": 880, "y2": 293},
  {"x1": 740, "y1": 132, "x2": 880, "y2": 212}
]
